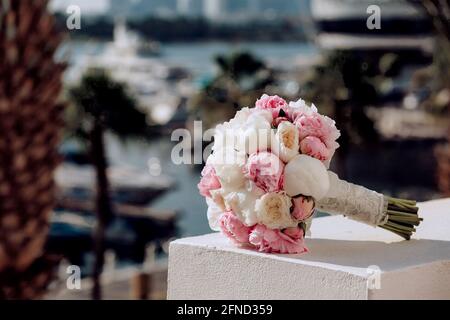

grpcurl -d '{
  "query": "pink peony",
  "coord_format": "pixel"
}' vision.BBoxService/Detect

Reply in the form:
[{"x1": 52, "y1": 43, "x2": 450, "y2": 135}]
[
  {"x1": 198, "y1": 164, "x2": 221, "y2": 198},
  {"x1": 294, "y1": 112, "x2": 340, "y2": 163},
  {"x1": 299, "y1": 136, "x2": 330, "y2": 162},
  {"x1": 244, "y1": 151, "x2": 284, "y2": 193},
  {"x1": 249, "y1": 224, "x2": 308, "y2": 254},
  {"x1": 272, "y1": 116, "x2": 290, "y2": 128},
  {"x1": 255, "y1": 94, "x2": 288, "y2": 119},
  {"x1": 283, "y1": 226, "x2": 304, "y2": 239},
  {"x1": 219, "y1": 211, "x2": 252, "y2": 244},
  {"x1": 291, "y1": 196, "x2": 315, "y2": 221}
]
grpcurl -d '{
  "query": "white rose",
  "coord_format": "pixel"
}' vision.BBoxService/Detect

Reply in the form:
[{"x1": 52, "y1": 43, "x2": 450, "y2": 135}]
[
  {"x1": 271, "y1": 121, "x2": 299, "y2": 162},
  {"x1": 239, "y1": 111, "x2": 272, "y2": 155},
  {"x1": 256, "y1": 192, "x2": 297, "y2": 229},
  {"x1": 223, "y1": 182, "x2": 263, "y2": 226},
  {"x1": 206, "y1": 197, "x2": 222, "y2": 231},
  {"x1": 283, "y1": 154, "x2": 330, "y2": 200},
  {"x1": 209, "y1": 147, "x2": 247, "y2": 191}
]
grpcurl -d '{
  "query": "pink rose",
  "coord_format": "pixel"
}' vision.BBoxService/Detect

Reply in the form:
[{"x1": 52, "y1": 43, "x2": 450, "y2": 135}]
[
  {"x1": 198, "y1": 164, "x2": 221, "y2": 198},
  {"x1": 244, "y1": 151, "x2": 284, "y2": 193},
  {"x1": 291, "y1": 196, "x2": 315, "y2": 221},
  {"x1": 219, "y1": 211, "x2": 252, "y2": 244},
  {"x1": 255, "y1": 94, "x2": 288, "y2": 119},
  {"x1": 294, "y1": 112, "x2": 340, "y2": 163},
  {"x1": 249, "y1": 224, "x2": 308, "y2": 254},
  {"x1": 299, "y1": 136, "x2": 330, "y2": 162}
]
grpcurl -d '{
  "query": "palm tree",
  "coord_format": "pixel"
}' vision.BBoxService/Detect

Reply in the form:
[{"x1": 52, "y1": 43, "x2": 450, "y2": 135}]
[
  {"x1": 0, "y1": 0, "x2": 65, "y2": 299},
  {"x1": 302, "y1": 51, "x2": 404, "y2": 177},
  {"x1": 408, "y1": 0, "x2": 450, "y2": 87},
  {"x1": 408, "y1": 1, "x2": 450, "y2": 195},
  {"x1": 188, "y1": 52, "x2": 275, "y2": 131},
  {"x1": 69, "y1": 71, "x2": 149, "y2": 299}
]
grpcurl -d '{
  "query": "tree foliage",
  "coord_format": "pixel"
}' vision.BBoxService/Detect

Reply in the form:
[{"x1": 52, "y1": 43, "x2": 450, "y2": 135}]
[
  {"x1": 68, "y1": 71, "x2": 149, "y2": 139},
  {"x1": 189, "y1": 52, "x2": 275, "y2": 130}
]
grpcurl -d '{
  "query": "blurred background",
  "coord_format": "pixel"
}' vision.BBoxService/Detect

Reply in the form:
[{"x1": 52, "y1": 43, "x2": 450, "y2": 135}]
[{"x1": 0, "y1": 0, "x2": 449, "y2": 299}]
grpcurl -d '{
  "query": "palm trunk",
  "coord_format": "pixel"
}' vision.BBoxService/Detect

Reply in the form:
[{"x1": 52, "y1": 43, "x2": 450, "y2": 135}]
[
  {"x1": 90, "y1": 121, "x2": 113, "y2": 300},
  {"x1": 0, "y1": 0, "x2": 65, "y2": 299}
]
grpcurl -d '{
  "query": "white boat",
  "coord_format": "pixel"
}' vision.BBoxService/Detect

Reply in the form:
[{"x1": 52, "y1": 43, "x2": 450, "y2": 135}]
[
  {"x1": 55, "y1": 164, "x2": 174, "y2": 205},
  {"x1": 65, "y1": 21, "x2": 194, "y2": 126}
]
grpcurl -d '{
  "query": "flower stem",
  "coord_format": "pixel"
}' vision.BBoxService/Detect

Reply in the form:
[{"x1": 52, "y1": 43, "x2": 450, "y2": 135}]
[{"x1": 379, "y1": 197, "x2": 423, "y2": 240}]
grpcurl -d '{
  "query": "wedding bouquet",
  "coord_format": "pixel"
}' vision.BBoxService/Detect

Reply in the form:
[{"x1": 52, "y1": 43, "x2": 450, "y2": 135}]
[{"x1": 198, "y1": 95, "x2": 422, "y2": 254}]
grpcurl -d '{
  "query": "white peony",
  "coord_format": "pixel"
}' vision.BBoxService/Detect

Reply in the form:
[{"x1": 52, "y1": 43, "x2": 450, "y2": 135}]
[
  {"x1": 283, "y1": 154, "x2": 330, "y2": 200},
  {"x1": 288, "y1": 98, "x2": 318, "y2": 120},
  {"x1": 250, "y1": 108, "x2": 273, "y2": 123},
  {"x1": 239, "y1": 110, "x2": 272, "y2": 155},
  {"x1": 223, "y1": 181, "x2": 264, "y2": 226},
  {"x1": 208, "y1": 147, "x2": 247, "y2": 191},
  {"x1": 255, "y1": 192, "x2": 297, "y2": 229},
  {"x1": 206, "y1": 197, "x2": 222, "y2": 231},
  {"x1": 209, "y1": 188, "x2": 226, "y2": 211},
  {"x1": 213, "y1": 108, "x2": 272, "y2": 154},
  {"x1": 213, "y1": 128, "x2": 241, "y2": 153},
  {"x1": 271, "y1": 121, "x2": 299, "y2": 163},
  {"x1": 213, "y1": 107, "x2": 251, "y2": 152}
]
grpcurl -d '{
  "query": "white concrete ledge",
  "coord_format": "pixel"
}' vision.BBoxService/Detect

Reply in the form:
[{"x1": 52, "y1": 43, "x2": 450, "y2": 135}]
[{"x1": 168, "y1": 199, "x2": 450, "y2": 299}]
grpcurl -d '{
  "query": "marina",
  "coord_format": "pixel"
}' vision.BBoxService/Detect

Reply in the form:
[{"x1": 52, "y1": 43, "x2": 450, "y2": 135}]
[{"x1": 1, "y1": 0, "x2": 447, "y2": 301}]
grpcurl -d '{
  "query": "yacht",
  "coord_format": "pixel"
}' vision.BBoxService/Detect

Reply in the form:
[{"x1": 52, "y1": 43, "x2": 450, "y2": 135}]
[{"x1": 65, "y1": 21, "x2": 193, "y2": 126}]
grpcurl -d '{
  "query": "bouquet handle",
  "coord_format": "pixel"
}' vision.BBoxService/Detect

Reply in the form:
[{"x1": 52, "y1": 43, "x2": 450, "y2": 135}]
[{"x1": 316, "y1": 172, "x2": 422, "y2": 240}]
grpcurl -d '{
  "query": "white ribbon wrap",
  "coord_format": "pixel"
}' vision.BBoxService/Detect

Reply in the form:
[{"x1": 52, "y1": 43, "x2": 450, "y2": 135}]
[{"x1": 316, "y1": 172, "x2": 388, "y2": 227}]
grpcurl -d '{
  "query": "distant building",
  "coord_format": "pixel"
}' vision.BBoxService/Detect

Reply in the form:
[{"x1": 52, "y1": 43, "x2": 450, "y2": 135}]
[
  {"x1": 203, "y1": 0, "x2": 226, "y2": 20},
  {"x1": 109, "y1": 0, "x2": 177, "y2": 19},
  {"x1": 259, "y1": 0, "x2": 310, "y2": 18},
  {"x1": 311, "y1": 0, "x2": 433, "y2": 54},
  {"x1": 248, "y1": 0, "x2": 260, "y2": 15},
  {"x1": 202, "y1": 0, "x2": 311, "y2": 22},
  {"x1": 52, "y1": 0, "x2": 312, "y2": 21},
  {"x1": 49, "y1": 0, "x2": 110, "y2": 16},
  {"x1": 177, "y1": 0, "x2": 204, "y2": 17}
]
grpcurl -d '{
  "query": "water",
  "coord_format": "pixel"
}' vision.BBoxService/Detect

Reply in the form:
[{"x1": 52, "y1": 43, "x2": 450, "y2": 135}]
[
  {"x1": 160, "y1": 41, "x2": 317, "y2": 81},
  {"x1": 105, "y1": 134, "x2": 209, "y2": 237},
  {"x1": 63, "y1": 40, "x2": 316, "y2": 84}
]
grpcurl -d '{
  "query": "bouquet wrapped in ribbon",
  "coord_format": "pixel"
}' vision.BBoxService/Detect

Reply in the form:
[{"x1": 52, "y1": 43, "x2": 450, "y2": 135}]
[{"x1": 198, "y1": 95, "x2": 422, "y2": 254}]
